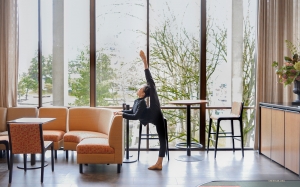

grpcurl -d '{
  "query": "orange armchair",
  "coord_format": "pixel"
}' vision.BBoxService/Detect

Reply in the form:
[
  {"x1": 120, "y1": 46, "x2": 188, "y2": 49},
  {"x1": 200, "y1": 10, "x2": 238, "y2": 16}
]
[{"x1": 7, "y1": 123, "x2": 54, "y2": 183}]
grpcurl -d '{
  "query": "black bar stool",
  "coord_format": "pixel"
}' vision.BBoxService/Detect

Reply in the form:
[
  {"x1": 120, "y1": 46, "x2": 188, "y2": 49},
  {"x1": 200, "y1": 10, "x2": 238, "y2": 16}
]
[
  {"x1": 207, "y1": 102, "x2": 244, "y2": 158},
  {"x1": 137, "y1": 118, "x2": 169, "y2": 161}
]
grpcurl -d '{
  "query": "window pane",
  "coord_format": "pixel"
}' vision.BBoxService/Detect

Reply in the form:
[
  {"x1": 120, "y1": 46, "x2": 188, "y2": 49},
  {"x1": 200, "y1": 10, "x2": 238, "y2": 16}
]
[
  {"x1": 40, "y1": 0, "x2": 90, "y2": 106},
  {"x1": 41, "y1": 0, "x2": 53, "y2": 106},
  {"x1": 96, "y1": 0, "x2": 147, "y2": 107},
  {"x1": 149, "y1": 0, "x2": 201, "y2": 148},
  {"x1": 96, "y1": 0, "x2": 147, "y2": 149},
  {"x1": 18, "y1": 0, "x2": 39, "y2": 107},
  {"x1": 206, "y1": 0, "x2": 257, "y2": 148}
]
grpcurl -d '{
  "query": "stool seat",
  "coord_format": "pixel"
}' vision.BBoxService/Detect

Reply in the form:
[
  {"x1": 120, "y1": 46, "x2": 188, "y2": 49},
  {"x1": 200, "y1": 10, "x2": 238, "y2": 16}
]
[{"x1": 207, "y1": 102, "x2": 244, "y2": 158}]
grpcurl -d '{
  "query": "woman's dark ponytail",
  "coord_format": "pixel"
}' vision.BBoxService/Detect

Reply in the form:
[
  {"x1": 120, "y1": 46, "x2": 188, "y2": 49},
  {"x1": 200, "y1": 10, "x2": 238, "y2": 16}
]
[{"x1": 143, "y1": 85, "x2": 150, "y2": 98}]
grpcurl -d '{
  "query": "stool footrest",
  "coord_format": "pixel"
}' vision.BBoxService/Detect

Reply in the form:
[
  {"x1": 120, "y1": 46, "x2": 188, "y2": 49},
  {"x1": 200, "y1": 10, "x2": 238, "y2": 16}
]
[{"x1": 141, "y1": 137, "x2": 159, "y2": 140}]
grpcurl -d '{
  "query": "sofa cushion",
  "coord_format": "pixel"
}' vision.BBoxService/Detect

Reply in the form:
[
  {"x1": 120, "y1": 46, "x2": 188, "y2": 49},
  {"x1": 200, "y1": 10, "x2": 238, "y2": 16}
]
[
  {"x1": 64, "y1": 131, "x2": 108, "y2": 143},
  {"x1": 43, "y1": 130, "x2": 65, "y2": 142},
  {"x1": 77, "y1": 138, "x2": 114, "y2": 154},
  {"x1": 0, "y1": 131, "x2": 8, "y2": 136},
  {"x1": 38, "y1": 107, "x2": 68, "y2": 132},
  {"x1": 6, "y1": 107, "x2": 38, "y2": 121},
  {"x1": 0, "y1": 108, "x2": 7, "y2": 132},
  {"x1": 68, "y1": 108, "x2": 101, "y2": 131}
]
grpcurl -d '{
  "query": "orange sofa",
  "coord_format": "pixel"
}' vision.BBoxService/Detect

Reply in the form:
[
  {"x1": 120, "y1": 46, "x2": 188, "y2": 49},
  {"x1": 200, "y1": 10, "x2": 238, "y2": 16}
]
[{"x1": 63, "y1": 107, "x2": 124, "y2": 173}]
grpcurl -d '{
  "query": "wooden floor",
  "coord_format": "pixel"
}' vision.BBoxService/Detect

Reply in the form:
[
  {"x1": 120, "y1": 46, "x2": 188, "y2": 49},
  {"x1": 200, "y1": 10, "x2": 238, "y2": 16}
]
[{"x1": 0, "y1": 150, "x2": 299, "y2": 187}]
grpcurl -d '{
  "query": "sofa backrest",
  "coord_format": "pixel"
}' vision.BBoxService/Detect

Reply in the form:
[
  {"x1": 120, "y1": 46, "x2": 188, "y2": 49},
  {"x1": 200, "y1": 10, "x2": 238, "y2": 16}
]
[
  {"x1": 38, "y1": 107, "x2": 68, "y2": 132},
  {"x1": 0, "y1": 108, "x2": 7, "y2": 132},
  {"x1": 68, "y1": 107, "x2": 101, "y2": 132},
  {"x1": 98, "y1": 108, "x2": 114, "y2": 135},
  {"x1": 6, "y1": 107, "x2": 38, "y2": 122}
]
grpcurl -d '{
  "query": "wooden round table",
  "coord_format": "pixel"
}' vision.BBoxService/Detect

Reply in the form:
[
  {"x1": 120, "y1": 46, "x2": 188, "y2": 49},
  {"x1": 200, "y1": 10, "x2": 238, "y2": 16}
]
[{"x1": 169, "y1": 100, "x2": 208, "y2": 162}]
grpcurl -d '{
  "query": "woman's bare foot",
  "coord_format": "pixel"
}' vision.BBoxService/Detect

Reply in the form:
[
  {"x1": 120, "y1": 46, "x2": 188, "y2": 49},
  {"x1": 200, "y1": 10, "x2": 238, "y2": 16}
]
[{"x1": 148, "y1": 164, "x2": 162, "y2": 170}]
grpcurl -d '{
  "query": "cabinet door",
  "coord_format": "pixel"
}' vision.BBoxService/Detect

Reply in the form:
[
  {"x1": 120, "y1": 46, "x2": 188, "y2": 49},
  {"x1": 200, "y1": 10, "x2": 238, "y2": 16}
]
[
  {"x1": 260, "y1": 107, "x2": 272, "y2": 158},
  {"x1": 271, "y1": 108, "x2": 285, "y2": 166},
  {"x1": 285, "y1": 111, "x2": 300, "y2": 174}
]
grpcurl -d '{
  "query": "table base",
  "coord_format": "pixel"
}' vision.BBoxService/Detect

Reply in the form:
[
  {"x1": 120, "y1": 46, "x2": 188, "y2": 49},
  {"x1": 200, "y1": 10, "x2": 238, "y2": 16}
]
[
  {"x1": 123, "y1": 154, "x2": 137, "y2": 163},
  {"x1": 175, "y1": 142, "x2": 203, "y2": 149},
  {"x1": 123, "y1": 157, "x2": 137, "y2": 163},
  {"x1": 17, "y1": 161, "x2": 48, "y2": 170},
  {"x1": 175, "y1": 155, "x2": 204, "y2": 162}
]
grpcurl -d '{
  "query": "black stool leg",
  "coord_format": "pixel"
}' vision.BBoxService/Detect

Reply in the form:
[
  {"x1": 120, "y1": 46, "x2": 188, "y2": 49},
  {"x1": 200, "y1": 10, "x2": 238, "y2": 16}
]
[
  {"x1": 137, "y1": 123, "x2": 142, "y2": 161},
  {"x1": 240, "y1": 119, "x2": 244, "y2": 157},
  {"x1": 231, "y1": 120, "x2": 235, "y2": 153},
  {"x1": 207, "y1": 118, "x2": 212, "y2": 153},
  {"x1": 214, "y1": 120, "x2": 221, "y2": 158},
  {"x1": 164, "y1": 119, "x2": 169, "y2": 161}
]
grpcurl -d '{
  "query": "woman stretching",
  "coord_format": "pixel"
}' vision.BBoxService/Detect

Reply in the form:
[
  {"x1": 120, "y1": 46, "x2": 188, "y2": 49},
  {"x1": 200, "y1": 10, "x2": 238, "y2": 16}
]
[{"x1": 114, "y1": 50, "x2": 167, "y2": 170}]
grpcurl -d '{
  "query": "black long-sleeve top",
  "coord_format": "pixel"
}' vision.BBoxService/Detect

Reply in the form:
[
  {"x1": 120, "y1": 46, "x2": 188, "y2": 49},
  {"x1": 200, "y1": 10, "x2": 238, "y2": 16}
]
[
  {"x1": 122, "y1": 98, "x2": 147, "y2": 120},
  {"x1": 122, "y1": 69, "x2": 163, "y2": 125}
]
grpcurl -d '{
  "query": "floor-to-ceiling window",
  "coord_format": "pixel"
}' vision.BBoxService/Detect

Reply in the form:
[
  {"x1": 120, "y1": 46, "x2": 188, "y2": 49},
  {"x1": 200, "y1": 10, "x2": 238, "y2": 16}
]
[
  {"x1": 95, "y1": 0, "x2": 147, "y2": 149},
  {"x1": 17, "y1": 0, "x2": 257, "y2": 149},
  {"x1": 149, "y1": 0, "x2": 201, "y2": 148},
  {"x1": 18, "y1": 0, "x2": 38, "y2": 106},
  {"x1": 206, "y1": 0, "x2": 257, "y2": 148}
]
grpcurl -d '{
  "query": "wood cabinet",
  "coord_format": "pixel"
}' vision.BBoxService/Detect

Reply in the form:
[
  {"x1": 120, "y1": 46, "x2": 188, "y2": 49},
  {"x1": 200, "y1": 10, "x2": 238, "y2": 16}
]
[
  {"x1": 260, "y1": 103, "x2": 300, "y2": 175},
  {"x1": 271, "y1": 108, "x2": 285, "y2": 166},
  {"x1": 285, "y1": 110, "x2": 300, "y2": 174},
  {"x1": 260, "y1": 107, "x2": 272, "y2": 158}
]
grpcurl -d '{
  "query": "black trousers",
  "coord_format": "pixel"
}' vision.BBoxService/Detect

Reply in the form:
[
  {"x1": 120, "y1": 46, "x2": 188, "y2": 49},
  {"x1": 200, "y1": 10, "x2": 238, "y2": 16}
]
[
  {"x1": 153, "y1": 113, "x2": 167, "y2": 157},
  {"x1": 144, "y1": 69, "x2": 167, "y2": 158}
]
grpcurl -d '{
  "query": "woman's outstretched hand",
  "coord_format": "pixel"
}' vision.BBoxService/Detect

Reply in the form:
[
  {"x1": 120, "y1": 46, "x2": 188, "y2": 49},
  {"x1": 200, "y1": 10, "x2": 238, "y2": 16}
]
[
  {"x1": 114, "y1": 111, "x2": 123, "y2": 116},
  {"x1": 140, "y1": 50, "x2": 148, "y2": 69}
]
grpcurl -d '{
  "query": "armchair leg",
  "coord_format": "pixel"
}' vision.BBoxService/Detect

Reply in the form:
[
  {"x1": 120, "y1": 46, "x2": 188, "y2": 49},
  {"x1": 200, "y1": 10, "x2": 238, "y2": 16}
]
[
  {"x1": 79, "y1": 164, "x2": 83, "y2": 173},
  {"x1": 117, "y1": 164, "x2": 121, "y2": 173},
  {"x1": 54, "y1": 150, "x2": 57, "y2": 159},
  {"x1": 41, "y1": 153, "x2": 45, "y2": 183},
  {"x1": 9, "y1": 153, "x2": 14, "y2": 183},
  {"x1": 51, "y1": 145, "x2": 54, "y2": 171},
  {"x1": 23, "y1": 154, "x2": 27, "y2": 172},
  {"x1": 65, "y1": 150, "x2": 68, "y2": 160}
]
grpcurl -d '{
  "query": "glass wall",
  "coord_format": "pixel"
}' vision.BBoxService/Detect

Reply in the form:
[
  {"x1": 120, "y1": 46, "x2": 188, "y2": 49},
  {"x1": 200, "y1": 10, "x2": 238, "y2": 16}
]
[
  {"x1": 206, "y1": 0, "x2": 257, "y2": 148},
  {"x1": 18, "y1": 0, "x2": 38, "y2": 106},
  {"x1": 149, "y1": 0, "x2": 201, "y2": 148},
  {"x1": 17, "y1": 0, "x2": 257, "y2": 149},
  {"x1": 96, "y1": 1, "x2": 147, "y2": 149},
  {"x1": 18, "y1": 0, "x2": 90, "y2": 107}
]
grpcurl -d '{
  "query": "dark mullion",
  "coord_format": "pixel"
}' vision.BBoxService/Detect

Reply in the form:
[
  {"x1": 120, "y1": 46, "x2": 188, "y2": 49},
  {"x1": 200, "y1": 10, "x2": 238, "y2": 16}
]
[
  {"x1": 90, "y1": 0, "x2": 96, "y2": 107},
  {"x1": 146, "y1": 0, "x2": 150, "y2": 150},
  {"x1": 199, "y1": 0, "x2": 206, "y2": 150},
  {"x1": 147, "y1": 0, "x2": 149, "y2": 66},
  {"x1": 38, "y1": 0, "x2": 42, "y2": 107}
]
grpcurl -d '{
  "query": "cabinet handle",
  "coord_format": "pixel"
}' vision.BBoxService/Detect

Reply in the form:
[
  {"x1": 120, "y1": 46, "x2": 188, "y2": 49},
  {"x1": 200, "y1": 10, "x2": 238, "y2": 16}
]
[
  {"x1": 285, "y1": 110, "x2": 300, "y2": 114},
  {"x1": 272, "y1": 108, "x2": 285, "y2": 111},
  {"x1": 260, "y1": 106, "x2": 272, "y2": 109}
]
